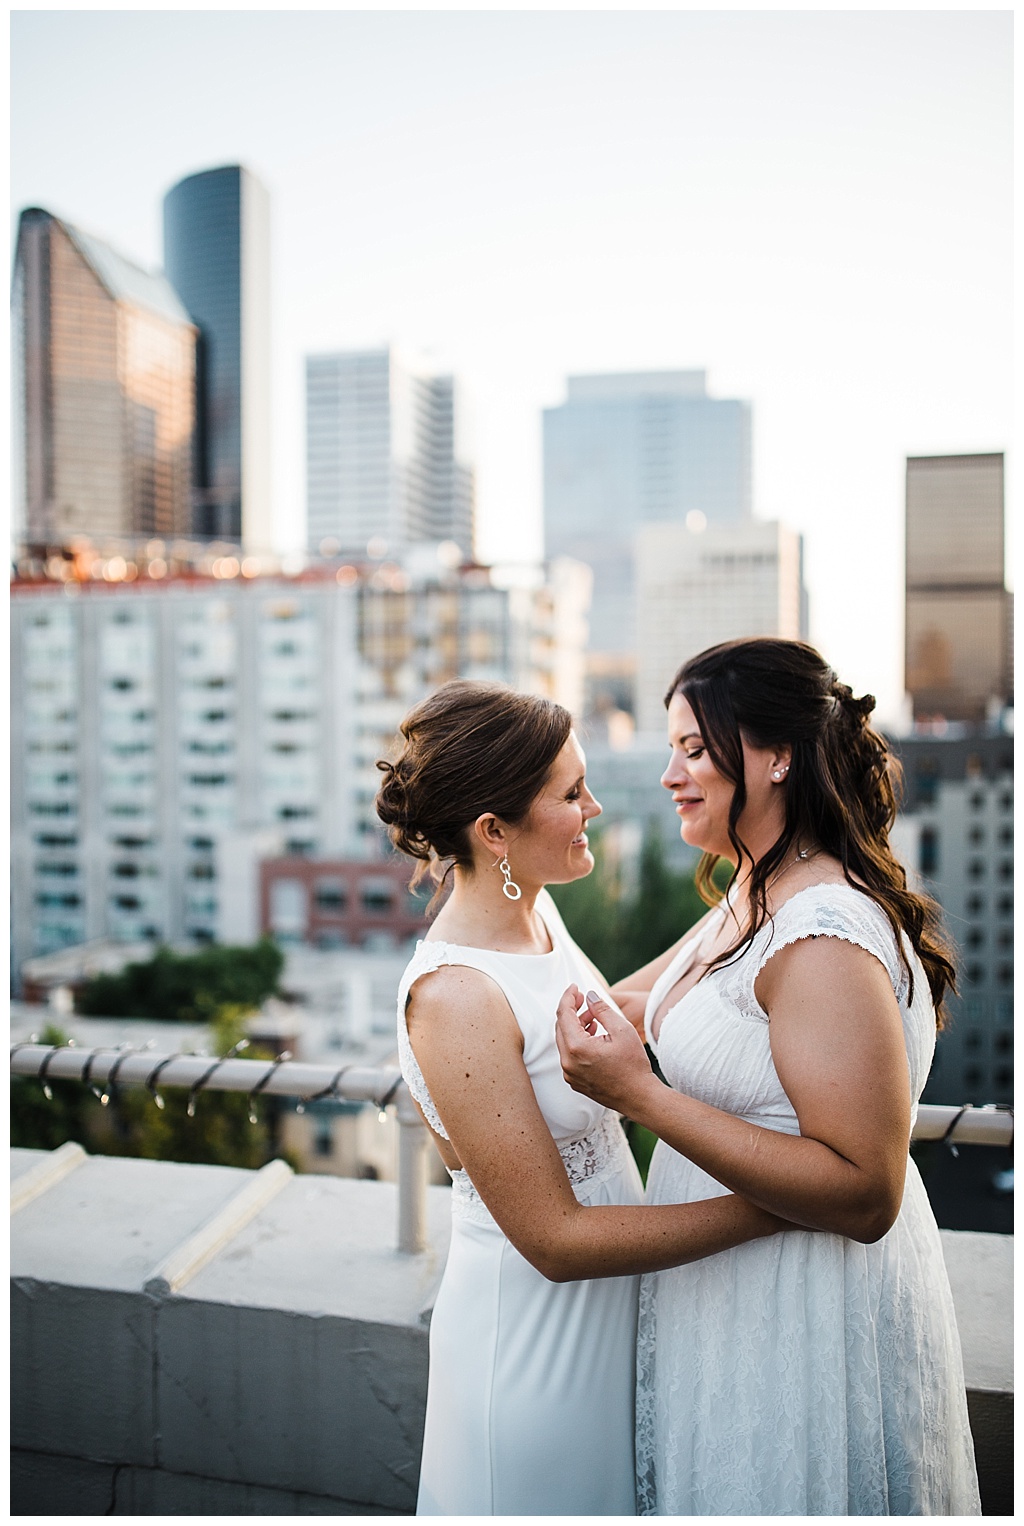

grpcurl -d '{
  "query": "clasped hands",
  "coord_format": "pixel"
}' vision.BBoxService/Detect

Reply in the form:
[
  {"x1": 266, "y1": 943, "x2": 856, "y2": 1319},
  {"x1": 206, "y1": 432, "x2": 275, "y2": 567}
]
[{"x1": 555, "y1": 984, "x2": 656, "y2": 1115}]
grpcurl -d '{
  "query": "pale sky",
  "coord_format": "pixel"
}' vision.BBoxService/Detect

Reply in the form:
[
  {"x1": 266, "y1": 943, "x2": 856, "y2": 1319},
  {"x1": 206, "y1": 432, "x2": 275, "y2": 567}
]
[{"x1": 10, "y1": 8, "x2": 1013, "y2": 724}]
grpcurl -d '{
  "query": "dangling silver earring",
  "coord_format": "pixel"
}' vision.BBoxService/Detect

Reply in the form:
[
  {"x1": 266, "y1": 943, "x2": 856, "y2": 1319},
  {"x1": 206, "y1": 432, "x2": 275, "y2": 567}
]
[{"x1": 498, "y1": 855, "x2": 522, "y2": 901}]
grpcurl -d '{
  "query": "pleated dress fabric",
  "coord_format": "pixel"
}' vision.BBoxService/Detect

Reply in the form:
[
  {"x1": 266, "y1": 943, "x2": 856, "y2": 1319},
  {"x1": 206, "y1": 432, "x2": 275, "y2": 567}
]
[
  {"x1": 637, "y1": 883, "x2": 982, "y2": 1516},
  {"x1": 397, "y1": 889, "x2": 643, "y2": 1516}
]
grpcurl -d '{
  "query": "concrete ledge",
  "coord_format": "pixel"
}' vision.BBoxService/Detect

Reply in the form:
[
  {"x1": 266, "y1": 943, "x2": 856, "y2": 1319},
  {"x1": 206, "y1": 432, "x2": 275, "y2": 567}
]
[{"x1": 10, "y1": 1449, "x2": 406, "y2": 1516}]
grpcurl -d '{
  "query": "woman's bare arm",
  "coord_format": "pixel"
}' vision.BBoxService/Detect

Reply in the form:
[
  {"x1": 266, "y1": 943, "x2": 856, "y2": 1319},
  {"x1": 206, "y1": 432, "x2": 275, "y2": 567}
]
[
  {"x1": 406, "y1": 964, "x2": 785, "y2": 1283},
  {"x1": 556, "y1": 937, "x2": 911, "y2": 1245}
]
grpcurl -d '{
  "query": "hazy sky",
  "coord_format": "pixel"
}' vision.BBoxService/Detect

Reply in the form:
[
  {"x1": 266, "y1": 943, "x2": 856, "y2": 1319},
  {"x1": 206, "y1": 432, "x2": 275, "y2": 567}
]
[{"x1": 11, "y1": 8, "x2": 1013, "y2": 722}]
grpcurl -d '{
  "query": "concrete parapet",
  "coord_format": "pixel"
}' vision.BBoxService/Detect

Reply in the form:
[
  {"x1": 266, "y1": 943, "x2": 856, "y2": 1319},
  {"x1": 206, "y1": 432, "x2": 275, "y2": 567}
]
[{"x1": 10, "y1": 1147, "x2": 1013, "y2": 1515}]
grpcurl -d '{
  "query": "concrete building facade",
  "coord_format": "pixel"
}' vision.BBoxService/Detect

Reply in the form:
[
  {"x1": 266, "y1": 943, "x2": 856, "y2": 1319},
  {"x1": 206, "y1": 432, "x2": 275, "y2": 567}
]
[
  {"x1": 905, "y1": 454, "x2": 1011, "y2": 724},
  {"x1": 888, "y1": 733, "x2": 1013, "y2": 1107},
  {"x1": 11, "y1": 554, "x2": 589, "y2": 978},
  {"x1": 163, "y1": 166, "x2": 272, "y2": 551},
  {"x1": 634, "y1": 518, "x2": 807, "y2": 733},
  {"x1": 12, "y1": 208, "x2": 196, "y2": 547},
  {"x1": 306, "y1": 348, "x2": 475, "y2": 560}
]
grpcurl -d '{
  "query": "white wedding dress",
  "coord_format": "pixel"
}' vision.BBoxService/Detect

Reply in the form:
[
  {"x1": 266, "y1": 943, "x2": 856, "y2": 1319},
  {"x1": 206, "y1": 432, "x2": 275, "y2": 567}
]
[
  {"x1": 638, "y1": 882, "x2": 981, "y2": 1515},
  {"x1": 397, "y1": 889, "x2": 643, "y2": 1516}
]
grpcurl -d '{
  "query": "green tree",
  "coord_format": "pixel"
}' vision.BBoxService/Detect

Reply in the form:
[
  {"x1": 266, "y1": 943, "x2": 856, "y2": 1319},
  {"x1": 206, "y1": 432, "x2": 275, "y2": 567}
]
[
  {"x1": 549, "y1": 822, "x2": 707, "y2": 983},
  {"x1": 13, "y1": 945, "x2": 290, "y2": 1170},
  {"x1": 75, "y1": 937, "x2": 284, "y2": 1022}
]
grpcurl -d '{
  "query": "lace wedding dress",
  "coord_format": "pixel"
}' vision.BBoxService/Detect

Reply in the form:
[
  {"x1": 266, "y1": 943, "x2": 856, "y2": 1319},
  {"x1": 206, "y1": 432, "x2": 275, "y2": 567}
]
[
  {"x1": 398, "y1": 889, "x2": 643, "y2": 1516},
  {"x1": 638, "y1": 882, "x2": 981, "y2": 1515}
]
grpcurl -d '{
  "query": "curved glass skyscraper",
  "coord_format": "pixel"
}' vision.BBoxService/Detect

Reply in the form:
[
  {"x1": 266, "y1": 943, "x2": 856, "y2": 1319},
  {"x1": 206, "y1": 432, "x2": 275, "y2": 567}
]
[{"x1": 163, "y1": 166, "x2": 271, "y2": 549}]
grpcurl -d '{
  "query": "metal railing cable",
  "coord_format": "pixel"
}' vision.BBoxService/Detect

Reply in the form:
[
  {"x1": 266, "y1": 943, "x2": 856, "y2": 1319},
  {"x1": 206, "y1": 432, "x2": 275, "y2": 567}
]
[
  {"x1": 10, "y1": 1043, "x2": 1013, "y2": 1252},
  {"x1": 10, "y1": 1043, "x2": 430, "y2": 1254}
]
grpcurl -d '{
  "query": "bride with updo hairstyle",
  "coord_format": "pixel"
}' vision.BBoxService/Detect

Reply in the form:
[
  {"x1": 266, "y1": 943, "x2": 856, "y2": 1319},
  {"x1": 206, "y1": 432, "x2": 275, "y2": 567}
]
[
  {"x1": 377, "y1": 679, "x2": 789, "y2": 1517},
  {"x1": 556, "y1": 638, "x2": 981, "y2": 1516}
]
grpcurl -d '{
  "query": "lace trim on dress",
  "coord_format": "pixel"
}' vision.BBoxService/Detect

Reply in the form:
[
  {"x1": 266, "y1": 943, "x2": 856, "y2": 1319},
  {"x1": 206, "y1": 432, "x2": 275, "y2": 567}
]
[
  {"x1": 719, "y1": 885, "x2": 909, "y2": 1025},
  {"x1": 448, "y1": 1112, "x2": 630, "y2": 1226},
  {"x1": 396, "y1": 942, "x2": 456, "y2": 1139}
]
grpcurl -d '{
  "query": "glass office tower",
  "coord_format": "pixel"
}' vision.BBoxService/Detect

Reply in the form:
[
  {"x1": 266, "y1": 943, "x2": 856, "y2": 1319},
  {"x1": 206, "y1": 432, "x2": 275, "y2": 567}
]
[
  {"x1": 12, "y1": 207, "x2": 196, "y2": 546},
  {"x1": 905, "y1": 453, "x2": 1011, "y2": 725},
  {"x1": 163, "y1": 166, "x2": 271, "y2": 549},
  {"x1": 543, "y1": 371, "x2": 752, "y2": 660}
]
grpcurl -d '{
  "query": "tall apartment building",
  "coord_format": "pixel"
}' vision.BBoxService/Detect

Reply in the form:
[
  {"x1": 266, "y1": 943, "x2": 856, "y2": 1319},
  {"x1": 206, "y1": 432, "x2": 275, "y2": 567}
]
[
  {"x1": 306, "y1": 349, "x2": 475, "y2": 560},
  {"x1": 633, "y1": 519, "x2": 807, "y2": 733},
  {"x1": 543, "y1": 371, "x2": 752, "y2": 692},
  {"x1": 887, "y1": 734, "x2": 1013, "y2": 1106},
  {"x1": 12, "y1": 208, "x2": 196, "y2": 547},
  {"x1": 10, "y1": 553, "x2": 589, "y2": 976},
  {"x1": 905, "y1": 453, "x2": 1011, "y2": 724},
  {"x1": 163, "y1": 166, "x2": 272, "y2": 551}
]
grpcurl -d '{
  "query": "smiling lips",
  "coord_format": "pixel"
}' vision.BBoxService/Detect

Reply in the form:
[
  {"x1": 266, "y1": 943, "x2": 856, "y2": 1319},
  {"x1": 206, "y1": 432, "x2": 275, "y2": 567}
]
[{"x1": 674, "y1": 796, "x2": 702, "y2": 812}]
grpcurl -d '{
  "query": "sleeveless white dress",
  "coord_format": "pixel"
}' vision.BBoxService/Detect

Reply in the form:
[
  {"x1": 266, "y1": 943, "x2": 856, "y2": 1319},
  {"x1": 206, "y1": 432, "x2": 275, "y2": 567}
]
[
  {"x1": 638, "y1": 883, "x2": 981, "y2": 1515},
  {"x1": 397, "y1": 889, "x2": 644, "y2": 1516}
]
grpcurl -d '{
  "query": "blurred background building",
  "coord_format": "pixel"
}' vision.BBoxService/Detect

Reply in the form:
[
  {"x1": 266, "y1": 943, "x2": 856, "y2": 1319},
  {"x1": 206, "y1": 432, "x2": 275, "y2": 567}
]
[
  {"x1": 10, "y1": 548, "x2": 590, "y2": 980},
  {"x1": 163, "y1": 165, "x2": 272, "y2": 551},
  {"x1": 12, "y1": 207, "x2": 197, "y2": 548},
  {"x1": 905, "y1": 453, "x2": 1012, "y2": 726},
  {"x1": 543, "y1": 369, "x2": 752, "y2": 719},
  {"x1": 634, "y1": 518, "x2": 807, "y2": 732},
  {"x1": 306, "y1": 348, "x2": 475, "y2": 561}
]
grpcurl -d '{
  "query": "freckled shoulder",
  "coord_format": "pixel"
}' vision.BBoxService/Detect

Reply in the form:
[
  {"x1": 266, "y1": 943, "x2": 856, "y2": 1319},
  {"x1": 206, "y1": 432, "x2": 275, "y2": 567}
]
[{"x1": 405, "y1": 961, "x2": 524, "y2": 1048}]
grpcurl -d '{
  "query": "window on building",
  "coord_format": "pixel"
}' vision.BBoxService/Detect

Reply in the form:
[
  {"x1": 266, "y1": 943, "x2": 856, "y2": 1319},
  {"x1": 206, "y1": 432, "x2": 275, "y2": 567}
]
[
  {"x1": 190, "y1": 863, "x2": 215, "y2": 880},
  {"x1": 966, "y1": 963, "x2": 983, "y2": 985},
  {"x1": 998, "y1": 894, "x2": 1013, "y2": 916},
  {"x1": 998, "y1": 860, "x2": 1012, "y2": 880},
  {"x1": 360, "y1": 878, "x2": 395, "y2": 913},
  {"x1": 967, "y1": 860, "x2": 984, "y2": 880},
  {"x1": 999, "y1": 826, "x2": 1013, "y2": 845},
  {"x1": 970, "y1": 792, "x2": 985, "y2": 810},
  {"x1": 314, "y1": 1118, "x2": 334, "y2": 1158},
  {"x1": 965, "y1": 929, "x2": 984, "y2": 949},
  {"x1": 963, "y1": 1065, "x2": 983, "y2": 1087},
  {"x1": 998, "y1": 963, "x2": 1013, "y2": 985},
  {"x1": 964, "y1": 1031, "x2": 983, "y2": 1052},
  {"x1": 998, "y1": 928, "x2": 1013, "y2": 949},
  {"x1": 995, "y1": 1066, "x2": 1013, "y2": 1088},
  {"x1": 968, "y1": 827, "x2": 984, "y2": 846},
  {"x1": 919, "y1": 829, "x2": 938, "y2": 877},
  {"x1": 1000, "y1": 793, "x2": 1012, "y2": 811},
  {"x1": 995, "y1": 1032, "x2": 1013, "y2": 1055},
  {"x1": 315, "y1": 879, "x2": 347, "y2": 913},
  {"x1": 966, "y1": 895, "x2": 985, "y2": 915}
]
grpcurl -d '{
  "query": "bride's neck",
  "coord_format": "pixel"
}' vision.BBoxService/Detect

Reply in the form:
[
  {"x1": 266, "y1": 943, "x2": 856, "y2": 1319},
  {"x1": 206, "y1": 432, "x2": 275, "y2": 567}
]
[{"x1": 430, "y1": 868, "x2": 551, "y2": 953}]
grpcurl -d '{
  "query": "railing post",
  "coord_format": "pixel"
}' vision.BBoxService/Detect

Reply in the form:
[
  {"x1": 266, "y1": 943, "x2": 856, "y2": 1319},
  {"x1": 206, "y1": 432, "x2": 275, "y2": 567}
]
[{"x1": 395, "y1": 1083, "x2": 429, "y2": 1254}]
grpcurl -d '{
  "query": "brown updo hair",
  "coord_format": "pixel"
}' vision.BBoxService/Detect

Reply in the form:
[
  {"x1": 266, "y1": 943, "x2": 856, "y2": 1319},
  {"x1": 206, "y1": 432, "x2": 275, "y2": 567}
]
[
  {"x1": 665, "y1": 637, "x2": 956, "y2": 1022},
  {"x1": 376, "y1": 680, "x2": 573, "y2": 908}
]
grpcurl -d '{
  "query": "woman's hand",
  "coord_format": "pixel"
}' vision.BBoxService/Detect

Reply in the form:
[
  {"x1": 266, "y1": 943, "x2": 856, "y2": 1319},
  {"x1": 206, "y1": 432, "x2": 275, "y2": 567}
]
[{"x1": 556, "y1": 985, "x2": 658, "y2": 1116}]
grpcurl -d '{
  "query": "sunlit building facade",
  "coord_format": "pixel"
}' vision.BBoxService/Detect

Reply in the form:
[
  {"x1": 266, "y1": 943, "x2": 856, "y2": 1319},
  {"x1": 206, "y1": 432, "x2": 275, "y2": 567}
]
[
  {"x1": 306, "y1": 348, "x2": 475, "y2": 559},
  {"x1": 905, "y1": 453, "x2": 1011, "y2": 725},
  {"x1": 163, "y1": 166, "x2": 272, "y2": 551},
  {"x1": 12, "y1": 208, "x2": 196, "y2": 546}
]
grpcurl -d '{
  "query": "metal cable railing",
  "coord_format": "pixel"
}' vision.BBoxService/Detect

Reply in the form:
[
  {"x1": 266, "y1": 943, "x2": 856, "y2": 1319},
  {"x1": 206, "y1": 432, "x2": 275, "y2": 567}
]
[
  {"x1": 10, "y1": 1042, "x2": 1013, "y2": 1255},
  {"x1": 10, "y1": 1042, "x2": 430, "y2": 1253}
]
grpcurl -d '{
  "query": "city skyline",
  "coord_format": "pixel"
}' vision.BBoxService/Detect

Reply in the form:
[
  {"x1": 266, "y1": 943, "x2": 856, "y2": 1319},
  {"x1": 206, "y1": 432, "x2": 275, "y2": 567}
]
[{"x1": 11, "y1": 10, "x2": 1013, "y2": 722}]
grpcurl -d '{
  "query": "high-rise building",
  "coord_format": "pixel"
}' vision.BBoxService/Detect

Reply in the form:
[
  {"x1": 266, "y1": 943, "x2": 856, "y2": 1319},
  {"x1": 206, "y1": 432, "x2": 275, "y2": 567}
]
[
  {"x1": 12, "y1": 207, "x2": 196, "y2": 547},
  {"x1": 887, "y1": 733, "x2": 1013, "y2": 1106},
  {"x1": 905, "y1": 453, "x2": 1011, "y2": 725},
  {"x1": 306, "y1": 348, "x2": 475, "y2": 559},
  {"x1": 10, "y1": 552, "x2": 588, "y2": 975},
  {"x1": 163, "y1": 166, "x2": 272, "y2": 550},
  {"x1": 543, "y1": 371, "x2": 752, "y2": 670},
  {"x1": 633, "y1": 519, "x2": 807, "y2": 733}
]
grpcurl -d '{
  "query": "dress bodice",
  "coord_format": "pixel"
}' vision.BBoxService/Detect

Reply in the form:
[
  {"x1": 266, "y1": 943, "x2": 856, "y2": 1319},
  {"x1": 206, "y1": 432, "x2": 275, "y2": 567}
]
[
  {"x1": 397, "y1": 889, "x2": 635, "y2": 1220},
  {"x1": 645, "y1": 883, "x2": 936, "y2": 1134}
]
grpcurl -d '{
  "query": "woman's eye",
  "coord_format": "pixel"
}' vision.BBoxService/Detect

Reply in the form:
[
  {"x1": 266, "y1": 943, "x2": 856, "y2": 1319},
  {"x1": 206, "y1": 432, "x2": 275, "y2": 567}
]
[
  {"x1": 686, "y1": 748, "x2": 704, "y2": 761},
  {"x1": 567, "y1": 789, "x2": 581, "y2": 801}
]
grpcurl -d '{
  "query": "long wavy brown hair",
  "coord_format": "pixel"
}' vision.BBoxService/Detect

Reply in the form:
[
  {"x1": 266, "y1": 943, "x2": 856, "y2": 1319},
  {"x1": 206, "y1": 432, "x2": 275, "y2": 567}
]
[{"x1": 666, "y1": 638, "x2": 956, "y2": 1024}]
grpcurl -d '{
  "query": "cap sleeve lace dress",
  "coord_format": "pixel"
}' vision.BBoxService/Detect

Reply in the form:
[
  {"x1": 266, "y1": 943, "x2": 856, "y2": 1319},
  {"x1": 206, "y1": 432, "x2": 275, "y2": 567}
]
[{"x1": 637, "y1": 882, "x2": 981, "y2": 1515}]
